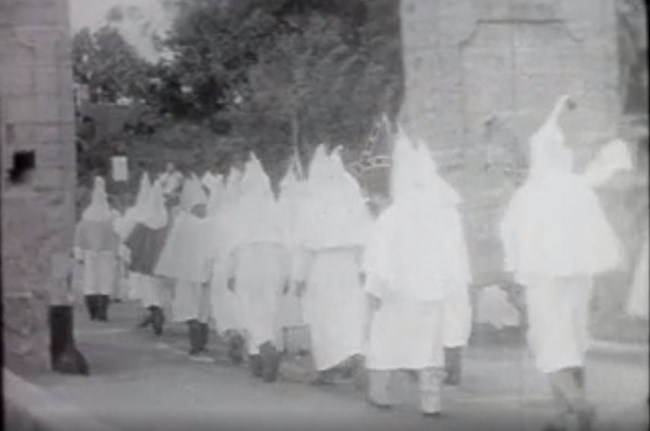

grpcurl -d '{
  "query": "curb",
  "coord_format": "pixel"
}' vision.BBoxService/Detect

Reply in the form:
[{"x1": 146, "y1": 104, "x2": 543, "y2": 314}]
[{"x1": 3, "y1": 368, "x2": 119, "y2": 431}]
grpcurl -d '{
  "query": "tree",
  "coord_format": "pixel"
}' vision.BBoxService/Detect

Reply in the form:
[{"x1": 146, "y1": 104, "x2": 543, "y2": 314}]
[
  {"x1": 72, "y1": 26, "x2": 152, "y2": 103},
  {"x1": 162, "y1": 0, "x2": 403, "y2": 181}
]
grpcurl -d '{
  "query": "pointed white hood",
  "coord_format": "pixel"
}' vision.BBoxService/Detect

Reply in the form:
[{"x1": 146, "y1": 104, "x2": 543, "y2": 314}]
[
  {"x1": 205, "y1": 174, "x2": 226, "y2": 217},
  {"x1": 127, "y1": 172, "x2": 152, "y2": 219},
  {"x1": 230, "y1": 154, "x2": 286, "y2": 247},
  {"x1": 137, "y1": 179, "x2": 168, "y2": 229},
  {"x1": 82, "y1": 176, "x2": 113, "y2": 222},
  {"x1": 180, "y1": 174, "x2": 208, "y2": 213},
  {"x1": 527, "y1": 95, "x2": 574, "y2": 179},
  {"x1": 363, "y1": 126, "x2": 471, "y2": 301},
  {"x1": 295, "y1": 146, "x2": 371, "y2": 249}
]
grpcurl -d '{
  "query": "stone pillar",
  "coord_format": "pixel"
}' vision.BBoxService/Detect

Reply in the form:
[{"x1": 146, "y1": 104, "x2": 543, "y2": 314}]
[{"x1": 1, "y1": 0, "x2": 77, "y2": 373}]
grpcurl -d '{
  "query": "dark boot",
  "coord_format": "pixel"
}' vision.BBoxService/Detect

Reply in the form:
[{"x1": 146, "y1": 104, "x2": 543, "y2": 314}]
[
  {"x1": 49, "y1": 306, "x2": 89, "y2": 376},
  {"x1": 573, "y1": 367, "x2": 585, "y2": 391},
  {"x1": 443, "y1": 347, "x2": 462, "y2": 386},
  {"x1": 187, "y1": 320, "x2": 202, "y2": 356},
  {"x1": 198, "y1": 323, "x2": 209, "y2": 352},
  {"x1": 227, "y1": 333, "x2": 245, "y2": 365},
  {"x1": 138, "y1": 307, "x2": 154, "y2": 328},
  {"x1": 151, "y1": 306, "x2": 165, "y2": 336},
  {"x1": 260, "y1": 342, "x2": 281, "y2": 383},
  {"x1": 97, "y1": 295, "x2": 109, "y2": 322},
  {"x1": 249, "y1": 354, "x2": 263, "y2": 378},
  {"x1": 311, "y1": 369, "x2": 336, "y2": 386},
  {"x1": 84, "y1": 295, "x2": 96, "y2": 320}
]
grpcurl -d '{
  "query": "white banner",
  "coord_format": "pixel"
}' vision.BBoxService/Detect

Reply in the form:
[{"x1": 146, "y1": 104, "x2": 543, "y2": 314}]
[{"x1": 111, "y1": 156, "x2": 128, "y2": 182}]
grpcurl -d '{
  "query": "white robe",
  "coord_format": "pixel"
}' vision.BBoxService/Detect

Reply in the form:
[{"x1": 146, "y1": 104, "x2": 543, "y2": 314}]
[
  {"x1": 138, "y1": 275, "x2": 173, "y2": 309},
  {"x1": 227, "y1": 243, "x2": 289, "y2": 354},
  {"x1": 501, "y1": 173, "x2": 622, "y2": 284},
  {"x1": 173, "y1": 281, "x2": 211, "y2": 323},
  {"x1": 298, "y1": 247, "x2": 367, "y2": 371},
  {"x1": 365, "y1": 288, "x2": 444, "y2": 370},
  {"x1": 207, "y1": 214, "x2": 245, "y2": 334},
  {"x1": 78, "y1": 251, "x2": 118, "y2": 296},
  {"x1": 442, "y1": 285, "x2": 473, "y2": 348},
  {"x1": 525, "y1": 276, "x2": 593, "y2": 373},
  {"x1": 363, "y1": 207, "x2": 463, "y2": 371}
]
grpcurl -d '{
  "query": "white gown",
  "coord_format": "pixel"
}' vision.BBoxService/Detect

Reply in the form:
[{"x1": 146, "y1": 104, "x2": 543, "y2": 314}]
[
  {"x1": 501, "y1": 172, "x2": 622, "y2": 284},
  {"x1": 300, "y1": 248, "x2": 367, "y2": 371},
  {"x1": 228, "y1": 243, "x2": 289, "y2": 354}
]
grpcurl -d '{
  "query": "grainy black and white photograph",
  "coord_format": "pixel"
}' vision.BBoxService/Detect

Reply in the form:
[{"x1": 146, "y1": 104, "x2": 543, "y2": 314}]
[{"x1": 1, "y1": 1, "x2": 648, "y2": 430}]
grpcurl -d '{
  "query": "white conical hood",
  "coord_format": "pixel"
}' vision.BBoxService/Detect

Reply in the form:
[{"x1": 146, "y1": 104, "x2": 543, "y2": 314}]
[
  {"x1": 295, "y1": 147, "x2": 371, "y2": 249},
  {"x1": 308, "y1": 144, "x2": 331, "y2": 181},
  {"x1": 223, "y1": 166, "x2": 243, "y2": 207},
  {"x1": 206, "y1": 174, "x2": 226, "y2": 216},
  {"x1": 362, "y1": 126, "x2": 471, "y2": 302},
  {"x1": 82, "y1": 176, "x2": 113, "y2": 221},
  {"x1": 528, "y1": 95, "x2": 574, "y2": 178},
  {"x1": 137, "y1": 179, "x2": 168, "y2": 229},
  {"x1": 201, "y1": 171, "x2": 218, "y2": 190},
  {"x1": 239, "y1": 154, "x2": 274, "y2": 200},
  {"x1": 230, "y1": 154, "x2": 286, "y2": 246},
  {"x1": 583, "y1": 138, "x2": 634, "y2": 188},
  {"x1": 135, "y1": 172, "x2": 152, "y2": 210},
  {"x1": 390, "y1": 126, "x2": 432, "y2": 205},
  {"x1": 416, "y1": 139, "x2": 461, "y2": 206},
  {"x1": 180, "y1": 174, "x2": 208, "y2": 213}
]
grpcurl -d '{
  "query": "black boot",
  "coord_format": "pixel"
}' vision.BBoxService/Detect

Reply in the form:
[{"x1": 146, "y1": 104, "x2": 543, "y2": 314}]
[
  {"x1": 188, "y1": 320, "x2": 202, "y2": 356},
  {"x1": 227, "y1": 333, "x2": 245, "y2": 365},
  {"x1": 138, "y1": 307, "x2": 154, "y2": 328},
  {"x1": 443, "y1": 347, "x2": 462, "y2": 386},
  {"x1": 84, "y1": 295, "x2": 96, "y2": 320},
  {"x1": 151, "y1": 306, "x2": 165, "y2": 336},
  {"x1": 573, "y1": 367, "x2": 585, "y2": 390},
  {"x1": 49, "y1": 306, "x2": 89, "y2": 376},
  {"x1": 198, "y1": 323, "x2": 209, "y2": 352},
  {"x1": 260, "y1": 342, "x2": 281, "y2": 383},
  {"x1": 97, "y1": 295, "x2": 109, "y2": 322},
  {"x1": 249, "y1": 354, "x2": 263, "y2": 378}
]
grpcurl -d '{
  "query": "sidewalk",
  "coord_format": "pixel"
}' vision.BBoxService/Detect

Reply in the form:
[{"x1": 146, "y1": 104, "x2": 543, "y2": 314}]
[{"x1": 11, "y1": 300, "x2": 649, "y2": 431}]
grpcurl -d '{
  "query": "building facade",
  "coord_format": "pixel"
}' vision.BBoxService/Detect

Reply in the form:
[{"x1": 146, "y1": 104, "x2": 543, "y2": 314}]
[
  {"x1": 1, "y1": 0, "x2": 76, "y2": 372},
  {"x1": 398, "y1": 0, "x2": 625, "y2": 283}
]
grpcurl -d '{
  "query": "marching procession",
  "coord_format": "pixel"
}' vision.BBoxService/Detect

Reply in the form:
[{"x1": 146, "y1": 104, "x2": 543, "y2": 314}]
[{"x1": 72, "y1": 95, "x2": 642, "y2": 431}]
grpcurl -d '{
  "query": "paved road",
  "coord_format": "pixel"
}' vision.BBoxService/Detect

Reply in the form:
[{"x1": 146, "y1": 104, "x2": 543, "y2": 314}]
[{"x1": 22, "y1": 300, "x2": 649, "y2": 431}]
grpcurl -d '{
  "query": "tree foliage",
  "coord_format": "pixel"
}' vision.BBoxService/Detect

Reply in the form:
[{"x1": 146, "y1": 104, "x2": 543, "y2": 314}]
[
  {"x1": 72, "y1": 0, "x2": 403, "y2": 184},
  {"x1": 162, "y1": 0, "x2": 403, "y2": 180},
  {"x1": 72, "y1": 26, "x2": 153, "y2": 103}
]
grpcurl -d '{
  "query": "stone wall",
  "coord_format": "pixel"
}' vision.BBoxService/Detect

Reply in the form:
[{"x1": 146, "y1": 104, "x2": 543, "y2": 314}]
[
  {"x1": 1, "y1": 0, "x2": 77, "y2": 373},
  {"x1": 398, "y1": 0, "x2": 622, "y2": 282}
]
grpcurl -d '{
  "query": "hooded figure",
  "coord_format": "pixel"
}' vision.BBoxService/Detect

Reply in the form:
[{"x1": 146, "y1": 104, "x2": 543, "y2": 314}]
[
  {"x1": 117, "y1": 172, "x2": 152, "y2": 301},
  {"x1": 500, "y1": 96, "x2": 625, "y2": 431},
  {"x1": 224, "y1": 154, "x2": 290, "y2": 382},
  {"x1": 156, "y1": 176, "x2": 214, "y2": 359},
  {"x1": 74, "y1": 176, "x2": 121, "y2": 322},
  {"x1": 205, "y1": 173, "x2": 226, "y2": 217},
  {"x1": 362, "y1": 128, "x2": 471, "y2": 417},
  {"x1": 124, "y1": 180, "x2": 171, "y2": 336},
  {"x1": 291, "y1": 146, "x2": 372, "y2": 385},
  {"x1": 276, "y1": 159, "x2": 310, "y2": 352},
  {"x1": 209, "y1": 165, "x2": 247, "y2": 363}
]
